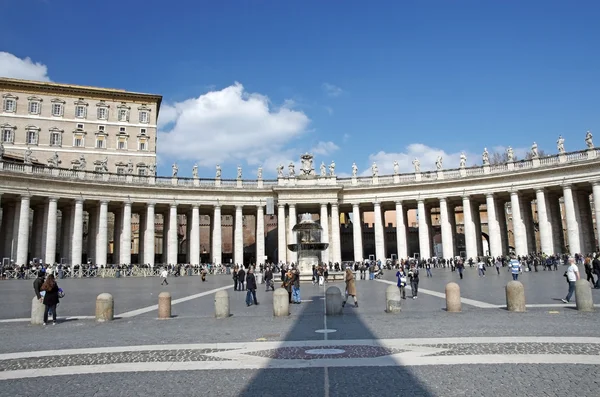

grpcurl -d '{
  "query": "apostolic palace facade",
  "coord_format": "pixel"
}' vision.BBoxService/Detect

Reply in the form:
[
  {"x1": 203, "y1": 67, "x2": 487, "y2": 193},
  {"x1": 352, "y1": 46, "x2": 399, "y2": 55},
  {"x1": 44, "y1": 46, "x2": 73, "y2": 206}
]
[{"x1": 1, "y1": 78, "x2": 599, "y2": 268}]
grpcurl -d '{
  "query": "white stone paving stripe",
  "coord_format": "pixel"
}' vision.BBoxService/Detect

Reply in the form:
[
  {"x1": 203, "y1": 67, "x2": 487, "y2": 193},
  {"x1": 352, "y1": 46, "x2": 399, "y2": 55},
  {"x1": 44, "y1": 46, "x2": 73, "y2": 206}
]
[
  {"x1": 0, "y1": 316, "x2": 94, "y2": 324},
  {"x1": 117, "y1": 285, "x2": 234, "y2": 318}
]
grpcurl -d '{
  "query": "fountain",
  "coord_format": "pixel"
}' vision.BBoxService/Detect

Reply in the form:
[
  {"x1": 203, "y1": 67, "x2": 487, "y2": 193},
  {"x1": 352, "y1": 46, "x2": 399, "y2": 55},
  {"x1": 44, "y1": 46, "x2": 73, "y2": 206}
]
[{"x1": 287, "y1": 213, "x2": 329, "y2": 281}]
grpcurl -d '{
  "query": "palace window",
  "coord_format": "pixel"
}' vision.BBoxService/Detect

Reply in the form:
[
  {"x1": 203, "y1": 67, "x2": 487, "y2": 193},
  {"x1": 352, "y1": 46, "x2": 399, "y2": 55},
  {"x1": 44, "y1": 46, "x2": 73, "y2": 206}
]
[
  {"x1": 139, "y1": 141, "x2": 147, "y2": 151},
  {"x1": 97, "y1": 101, "x2": 109, "y2": 120},
  {"x1": 138, "y1": 167, "x2": 147, "y2": 176},
  {"x1": 50, "y1": 98, "x2": 65, "y2": 117},
  {"x1": 98, "y1": 125, "x2": 105, "y2": 132},
  {"x1": 75, "y1": 105, "x2": 86, "y2": 118},
  {"x1": 116, "y1": 166, "x2": 126, "y2": 175},
  {"x1": 27, "y1": 97, "x2": 42, "y2": 115},
  {"x1": 49, "y1": 128, "x2": 62, "y2": 147},
  {"x1": 73, "y1": 133, "x2": 84, "y2": 148},
  {"x1": 138, "y1": 104, "x2": 151, "y2": 124},
  {"x1": 26, "y1": 126, "x2": 40, "y2": 145},
  {"x1": 1, "y1": 126, "x2": 14, "y2": 143},
  {"x1": 140, "y1": 128, "x2": 147, "y2": 135},
  {"x1": 2, "y1": 94, "x2": 17, "y2": 113},
  {"x1": 117, "y1": 104, "x2": 130, "y2": 122},
  {"x1": 96, "y1": 136, "x2": 106, "y2": 149},
  {"x1": 117, "y1": 136, "x2": 127, "y2": 150}
]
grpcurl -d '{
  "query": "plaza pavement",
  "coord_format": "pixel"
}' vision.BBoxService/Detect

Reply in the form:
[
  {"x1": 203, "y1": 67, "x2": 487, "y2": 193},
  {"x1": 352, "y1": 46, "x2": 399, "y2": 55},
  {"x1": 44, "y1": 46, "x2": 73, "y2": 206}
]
[{"x1": 0, "y1": 266, "x2": 599, "y2": 396}]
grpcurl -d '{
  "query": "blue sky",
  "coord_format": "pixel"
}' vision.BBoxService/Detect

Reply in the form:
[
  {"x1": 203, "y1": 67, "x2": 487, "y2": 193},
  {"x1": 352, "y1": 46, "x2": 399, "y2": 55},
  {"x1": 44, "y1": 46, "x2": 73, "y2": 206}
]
[{"x1": 1, "y1": 0, "x2": 599, "y2": 178}]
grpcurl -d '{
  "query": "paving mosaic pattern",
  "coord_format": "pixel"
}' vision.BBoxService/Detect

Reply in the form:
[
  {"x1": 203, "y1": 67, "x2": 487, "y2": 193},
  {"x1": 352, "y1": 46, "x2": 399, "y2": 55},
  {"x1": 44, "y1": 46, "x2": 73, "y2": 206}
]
[
  {"x1": 0, "y1": 349, "x2": 233, "y2": 372},
  {"x1": 420, "y1": 342, "x2": 600, "y2": 356},
  {"x1": 245, "y1": 345, "x2": 406, "y2": 360}
]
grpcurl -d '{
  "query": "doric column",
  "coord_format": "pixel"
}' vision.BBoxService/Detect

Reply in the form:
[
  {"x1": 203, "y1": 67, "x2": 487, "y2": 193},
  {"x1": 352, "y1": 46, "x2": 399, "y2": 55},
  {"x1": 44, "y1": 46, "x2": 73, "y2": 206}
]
[
  {"x1": 112, "y1": 207, "x2": 122, "y2": 264},
  {"x1": 439, "y1": 198, "x2": 455, "y2": 259},
  {"x1": 546, "y1": 194, "x2": 565, "y2": 254},
  {"x1": 143, "y1": 203, "x2": 155, "y2": 267},
  {"x1": 593, "y1": 182, "x2": 600, "y2": 247},
  {"x1": 167, "y1": 204, "x2": 178, "y2": 264},
  {"x1": 234, "y1": 205, "x2": 244, "y2": 266},
  {"x1": 510, "y1": 191, "x2": 527, "y2": 256},
  {"x1": 61, "y1": 206, "x2": 73, "y2": 264},
  {"x1": 462, "y1": 196, "x2": 477, "y2": 260},
  {"x1": 1, "y1": 202, "x2": 15, "y2": 259},
  {"x1": 15, "y1": 195, "x2": 31, "y2": 266},
  {"x1": 330, "y1": 203, "x2": 341, "y2": 263},
  {"x1": 320, "y1": 203, "x2": 330, "y2": 263},
  {"x1": 31, "y1": 206, "x2": 44, "y2": 260},
  {"x1": 495, "y1": 199, "x2": 509, "y2": 255},
  {"x1": 563, "y1": 185, "x2": 581, "y2": 254},
  {"x1": 120, "y1": 201, "x2": 132, "y2": 265},
  {"x1": 485, "y1": 194, "x2": 503, "y2": 258},
  {"x1": 212, "y1": 205, "x2": 222, "y2": 264},
  {"x1": 44, "y1": 198, "x2": 58, "y2": 264},
  {"x1": 417, "y1": 199, "x2": 431, "y2": 259},
  {"x1": 287, "y1": 204, "x2": 297, "y2": 263},
  {"x1": 535, "y1": 189, "x2": 554, "y2": 255},
  {"x1": 373, "y1": 202, "x2": 385, "y2": 261},
  {"x1": 575, "y1": 190, "x2": 595, "y2": 253},
  {"x1": 256, "y1": 205, "x2": 265, "y2": 265},
  {"x1": 395, "y1": 201, "x2": 408, "y2": 259},
  {"x1": 138, "y1": 211, "x2": 146, "y2": 265},
  {"x1": 87, "y1": 205, "x2": 98, "y2": 263},
  {"x1": 352, "y1": 203, "x2": 364, "y2": 261},
  {"x1": 189, "y1": 205, "x2": 200, "y2": 266},
  {"x1": 71, "y1": 199, "x2": 84, "y2": 267},
  {"x1": 96, "y1": 200, "x2": 108, "y2": 266},
  {"x1": 520, "y1": 196, "x2": 536, "y2": 253},
  {"x1": 471, "y1": 202, "x2": 483, "y2": 255},
  {"x1": 277, "y1": 204, "x2": 286, "y2": 264}
]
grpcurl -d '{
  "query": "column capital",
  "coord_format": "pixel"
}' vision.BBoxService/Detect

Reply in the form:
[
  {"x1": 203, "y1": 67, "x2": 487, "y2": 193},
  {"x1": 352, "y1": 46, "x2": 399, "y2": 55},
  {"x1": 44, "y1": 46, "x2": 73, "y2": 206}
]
[
  {"x1": 48, "y1": 197, "x2": 59, "y2": 203},
  {"x1": 592, "y1": 181, "x2": 600, "y2": 187},
  {"x1": 123, "y1": 201, "x2": 132, "y2": 208},
  {"x1": 535, "y1": 187, "x2": 545, "y2": 194},
  {"x1": 256, "y1": 204, "x2": 264, "y2": 209},
  {"x1": 74, "y1": 198, "x2": 84, "y2": 205},
  {"x1": 146, "y1": 202, "x2": 155, "y2": 208},
  {"x1": 235, "y1": 205, "x2": 243, "y2": 211},
  {"x1": 417, "y1": 199, "x2": 425, "y2": 204},
  {"x1": 192, "y1": 204, "x2": 199, "y2": 210},
  {"x1": 352, "y1": 202, "x2": 360, "y2": 208},
  {"x1": 170, "y1": 203, "x2": 177, "y2": 209},
  {"x1": 485, "y1": 192, "x2": 495, "y2": 199},
  {"x1": 331, "y1": 202, "x2": 339, "y2": 209},
  {"x1": 510, "y1": 190, "x2": 520, "y2": 197},
  {"x1": 278, "y1": 203, "x2": 285, "y2": 209},
  {"x1": 394, "y1": 200, "x2": 403, "y2": 206},
  {"x1": 320, "y1": 202, "x2": 328, "y2": 208},
  {"x1": 461, "y1": 195, "x2": 471, "y2": 201},
  {"x1": 214, "y1": 204, "x2": 221, "y2": 209},
  {"x1": 438, "y1": 197, "x2": 447, "y2": 203},
  {"x1": 561, "y1": 184, "x2": 573, "y2": 191},
  {"x1": 288, "y1": 203, "x2": 296, "y2": 208}
]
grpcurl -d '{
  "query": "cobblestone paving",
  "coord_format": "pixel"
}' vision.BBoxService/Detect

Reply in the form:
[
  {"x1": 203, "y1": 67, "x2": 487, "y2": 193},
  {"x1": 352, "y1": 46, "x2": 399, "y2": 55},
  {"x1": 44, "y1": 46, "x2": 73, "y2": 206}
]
[
  {"x1": 0, "y1": 349, "x2": 232, "y2": 372},
  {"x1": 245, "y1": 345, "x2": 406, "y2": 360},
  {"x1": 421, "y1": 342, "x2": 600, "y2": 356}
]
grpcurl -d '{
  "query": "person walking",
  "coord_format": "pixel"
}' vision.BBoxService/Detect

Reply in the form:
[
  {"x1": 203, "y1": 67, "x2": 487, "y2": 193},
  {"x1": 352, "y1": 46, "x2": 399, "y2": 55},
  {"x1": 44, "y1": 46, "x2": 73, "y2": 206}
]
[
  {"x1": 562, "y1": 258, "x2": 580, "y2": 303},
  {"x1": 592, "y1": 254, "x2": 600, "y2": 289},
  {"x1": 477, "y1": 260, "x2": 486, "y2": 277},
  {"x1": 342, "y1": 268, "x2": 358, "y2": 308},
  {"x1": 160, "y1": 267, "x2": 169, "y2": 285},
  {"x1": 233, "y1": 266, "x2": 239, "y2": 290},
  {"x1": 396, "y1": 267, "x2": 407, "y2": 299},
  {"x1": 237, "y1": 267, "x2": 246, "y2": 291},
  {"x1": 408, "y1": 263, "x2": 420, "y2": 299},
  {"x1": 40, "y1": 273, "x2": 60, "y2": 325},
  {"x1": 426, "y1": 262, "x2": 432, "y2": 278},
  {"x1": 495, "y1": 258, "x2": 501, "y2": 275},
  {"x1": 509, "y1": 256, "x2": 522, "y2": 280},
  {"x1": 264, "y1": 266, "x2": 274, "y2": 291},
  {"x1": 291, "y1": 266, "x2": 301, "y2": 304},
  {"x1": 245, "y1": 268, "x2": 259, "y2": 306},
  {"x1": 456, "y1": 259, "x2": 464, "y2": 280},
  {"x1": 584, "y1": 257, "x2": 595, "y2": 285},
  {"x1": 283, "y1": 268, "x2": 294, "y2": 303}
]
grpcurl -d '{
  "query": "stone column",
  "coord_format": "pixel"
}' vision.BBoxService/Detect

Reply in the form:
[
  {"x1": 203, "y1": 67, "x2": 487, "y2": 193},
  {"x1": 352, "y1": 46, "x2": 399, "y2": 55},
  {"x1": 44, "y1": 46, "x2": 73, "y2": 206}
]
[
  {"x1": 256, "y1": 205, "x2": 265, "y2": 265},
  {"x1": 71, "y1": 199, "x2": 84, "y2": 267},
  {"x1": 562, "y1": 185, "x2": 581, "y2": 254},
  {"x1": 448, "y1": 203, "x2": 458, "y2": 256},
  {"x1": 44, "y1": 198, "x2": 58, "y2": 264},
  {"x1": 120, "y1": 201, "x2": 132, "y2": 265},
  {"x1": 462, "y1": 196, "x2": 477, "y2": 260},
  {"x1": 374, "y1": 202, "x2": 386, "y2": 261},
  {"x1": 395, "y1": 201, "x2": 408, "y2": 259},
  {"x1": 485, "y1": 194, "x2": 503, "y2": 258},
  {"x1": 61, "y1": 206, "x2": 73, "y2": 264},
  {"x1": 593, "y1": 182, "x2": 600, "y2": 246},
  {"x1": 277, "y1": 204, "x2": 286, "y2": 264},
  {"x1": 520, "y1": 196, "x2": 536, "y2": 253},
  {"x1": 87, "y1": 204, "x2": 98, "y2": 263},
  {"x1": 189, "y1": 205, "x2": 200, "y2": 266},
  {"x1": 234, "y1": 205, "x2": 244, "y2": 266},
  {"x1": 496, "y1": 200, "x2": 509, "y2": 255},
  {"x1": 576, "y1": 190, "x2": 595, "y2": 253},
  {"x1": 1, "y1": 203, "x2": 15, "y2": 259},
  {"x1": 330, "y1": 203, "x2": 342, "y2": 264},
  {"x1": 425, "y1": 205, "x2": 434, "y2": 256},
  {"x1": 352, "y1": 203, "x2": 364, "y2": 261},
  {"x1": 417, "y1": 200, "x2": 431, "y2": 259},
  {"x1": 320, "y1": 203, "x2": 330, "y2": 263},
  {"x1": 439, "y1": 198, "x2": 455, "y2": 259},
  {"x1": 15, "y1": 195, "x2": 31, "y2": 266},
  {"x1": 471, "y1": 201, "x2": 483, "y2": 256},
  {"x1": 138, "y1": 210, "x2": 145, "y2": 265},
  {"x1": 112, "y1": 207, "x2": 122, "y2": 264},
  {"x1": 546, "y1": 193, "x2": 565, "y2": 254},
  {"x1": 144, "y1": 203, "x2": 155, "y2": 267},
  {"x1": 510, "y1": 191, "x2": 527, "y2": 256},
  {"x1": 212, "y1": 205, "x2": 222, "y2": 264},
  {"x1": 287, "y1": 204, "x2": 297, "y2": 264},
  {"x1": 31, "y1": 206, "x2": 44, "y2": 260},
  {"x1": 535, "y1": 189, "x2": 554, "y2": 255},
  {"x1": 95, "y1": 200, "x2": 108, "y2": 267},
  {"x1": 167, "y1": 204, "x2": 178, "y2": 265}
]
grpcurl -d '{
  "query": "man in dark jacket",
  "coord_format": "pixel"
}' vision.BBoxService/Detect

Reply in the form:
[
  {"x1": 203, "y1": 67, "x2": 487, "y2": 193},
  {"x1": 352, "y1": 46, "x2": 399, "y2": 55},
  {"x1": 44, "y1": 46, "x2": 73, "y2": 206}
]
[
  {"x1": 237, "y1": 267, "x2": 246, "y2": 291},
  {"x1": 264, "y1": 266, "x2": 274, "y2": 291},
  {"x1": 33, "y1": 270, "x2": 45, "y2": 301},
  {"x1": 592, "y1": 254, "x2": 600, "y2": 289},
  {"x1": 245, "y1": 268, "x2": 258, "y2": 306}
]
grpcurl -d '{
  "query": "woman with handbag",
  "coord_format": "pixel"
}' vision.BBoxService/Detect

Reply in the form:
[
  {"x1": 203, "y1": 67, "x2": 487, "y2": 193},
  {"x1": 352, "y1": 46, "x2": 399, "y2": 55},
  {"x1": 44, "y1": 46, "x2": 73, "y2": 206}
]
[{"x1": 40, "y1": 273, "x2": 61, "y2": 325}]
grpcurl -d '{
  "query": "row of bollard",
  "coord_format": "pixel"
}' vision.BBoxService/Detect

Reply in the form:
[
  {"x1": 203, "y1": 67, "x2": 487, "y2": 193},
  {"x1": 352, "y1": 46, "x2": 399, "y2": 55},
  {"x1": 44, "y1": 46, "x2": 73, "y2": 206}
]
[{"x1": 31, "y1": 280, "x2": 595, "y2": 324}]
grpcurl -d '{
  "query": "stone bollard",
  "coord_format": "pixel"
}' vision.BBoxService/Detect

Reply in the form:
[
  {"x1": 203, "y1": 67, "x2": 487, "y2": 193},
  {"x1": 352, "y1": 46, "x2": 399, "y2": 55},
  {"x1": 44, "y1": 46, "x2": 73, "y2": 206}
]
[
  {"x1": 445, "y1": 282, "x2": 461, "y2": 313},
  {"x1": 273, "y1": 288, "x2": 289, "y2": 317},
  {"x1": 575, "y1": 279, "x2": 594, "y2": 312},
  {"x1": 326, "y1": 286, "x2": 343, "y2": 316},
  {"x1": 158, "y1": 291, "x2": 172, "y2": 319},
  {"x1": 214, "y1": 290, "x2": 230, "y2": 319},
  {"x1": 31, "y1": 296, "x2": 45, "y2": 325},
  {"x1": 95, "y1": 293, "x2": 114, "y2": 322},
  {"x1": 505, "y1": 281, "x2": 526, "y2": 312},
  {"x1": 385, "y1": 285, "x2": 401, "y2": 313}
]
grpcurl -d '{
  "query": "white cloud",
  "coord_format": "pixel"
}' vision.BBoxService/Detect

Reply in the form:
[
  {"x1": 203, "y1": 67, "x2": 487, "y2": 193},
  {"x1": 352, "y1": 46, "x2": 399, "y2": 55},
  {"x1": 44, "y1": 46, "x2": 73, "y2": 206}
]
[
  {"x1": 324, "y1": 106, "x2": 334, "y2": 115},
  {"x1": 0, "y1": 52, "x2": 51, "y2": 81},
  {"x1": 311, "y1": 141, "x2": 339, "y2": 156},
  {"x1": 159, "y1": 82, "x2": 310, "y2": 167},
  {"x1": 322, "y1": 82, "x2": 343, "y2": 97}
]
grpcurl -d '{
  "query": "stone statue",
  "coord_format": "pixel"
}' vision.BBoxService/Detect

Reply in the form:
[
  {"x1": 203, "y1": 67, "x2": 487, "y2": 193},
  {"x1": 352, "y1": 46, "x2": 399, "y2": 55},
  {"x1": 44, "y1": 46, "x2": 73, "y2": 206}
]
[
  {"x1": 192, "y1": 164, "x2": 198, "y2": 178},
  {"x1": 237, "y1": 166, "x2": 242, "y2": 179},
  {"x1": 329, "y1": 161, "x2": 335, "y2": 176},
  {"x1": 78, "y1": 154, "x2": 86, "y2": 170},
  {"x1": 352, "y1": 162, "x2": 358, "y2": 177},
  {"x1": 257, "y1": 167, "x2": 263, "y2": 179},
  {"x1": 24, "y1": 147, "x2": 33, "y2": 165},
  {"x1": 48, "y1": 151, "x2": 61, "y2": 168},
  {"x1": 288, "y1": 162, "x2": 295, "y2": 177},
  {"x1": 216, "y1": 164, "x2": 222, "y2": 178},
  {"x1": 530, "y1": 142, "x2": 539, "y2": 159},
  {"x1": 482, "y1": 148, "x2": 490, "y2": 165},
  {"x1": 557, "y1": 135, "x2": 565, "y2": 154},
  {"x1": 412, "y1": 158, "x2": 420, "y2": 173},
  {"x1": 0, "y1": 142, "x2": 4, "y2": 158},
  {"x1": 320, "y1": 162, "x2": 326, "y2": 177},
  {"x1": 172, "y1": 163, "x2": 178, "y2": 177},
  {"x1": 371, "y1": 162, "x2": 378, "y2": 177},
  {"x1": 100, "y1": 157, "x2": 108, "y2": 172},
  {"x1": 277, "y1": 164, "x2": 284, "y2": 177},
  {"x1": 300, "y1": 153, "x2": 315, "y2": 176},
  {"x1": 393, "y1": 160, "x2": 399, "y2": 175},
  {"x1": 435, "y1": 156, "x2": 443, "y2": 170},
  {"x1": 148, "y1": 163, "x2": 155, "y2": 175},
  {"x1": 459, "y1": 153, "x2": 467, "y2": 168},
  {"x1": 127, "y1": 159, "x2": 134, "y2": 174},
  {"x1": 585, "y1": 131, "x2": 594, "y2": 148},
  {"x1": 507, "y1": 146, "x2": 514, "y2": 162}
]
